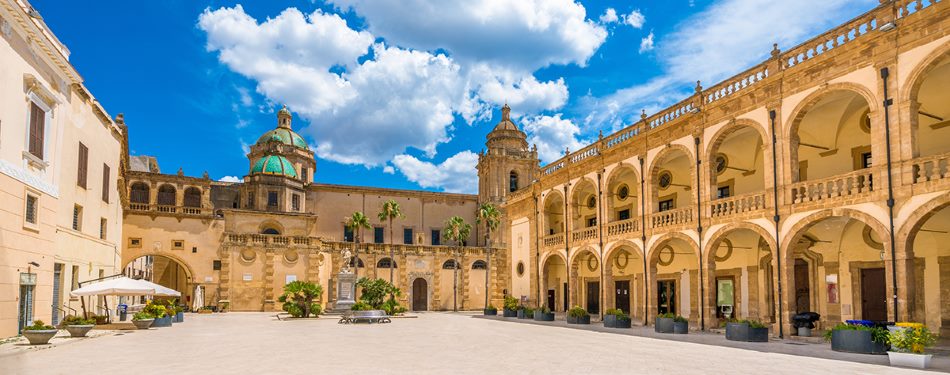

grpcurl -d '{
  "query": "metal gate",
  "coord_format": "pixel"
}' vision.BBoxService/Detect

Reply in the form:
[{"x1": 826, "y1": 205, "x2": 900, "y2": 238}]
[{"x1": 52, "y1": 264, "x2": 62, "y2": 325}]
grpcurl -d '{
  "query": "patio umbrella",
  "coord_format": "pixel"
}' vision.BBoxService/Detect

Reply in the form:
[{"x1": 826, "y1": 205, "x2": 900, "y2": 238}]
[
  {"x1": 134, "y1": 279, "x2": 181, "y2": 297},
  {"x1": 192, "y1": 285, "x2": 204, "y2": 312},
  {"x1": 70, "y1": 276, "x2": 156, "y2": 297}
]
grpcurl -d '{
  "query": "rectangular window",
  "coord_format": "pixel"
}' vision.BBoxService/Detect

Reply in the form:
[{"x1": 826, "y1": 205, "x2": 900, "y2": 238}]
[
  {"x1": 28, "y1": 102, "x2": 45, "y2": 159},
  {"x1": 267, "y1": 191, "x2": 278, "y2": 207},
  {"x1": 586, "y1": 217, "x2": 597, "y2": 228},
  {"x1": 301, "y1": 167, "x2": 309, "y2": 183},
  {"x1": 861, "y1": 152, "x2": 873, "y2": 169},
  {"x1": 99, "y1": 218, "x2": 107, "y2": 240},
  {"x1": 431, "y1": 229, "x2": 441, "y2": 246},
  {"x1": 25, "y1": 194, "x2": 38, "y2": 225},
  {"x1": 717, "y1": 185, "x2": 731, "y2": 199},
  {"x1": 291, "y1": 194, "x2": 300, "y2": 212},
  {"x1": 171, "y1": 240, "x2": 184, "y2": 250},
  {"x1": 72, "y1": 205, "x2": 83, "y2": 231},
  {"x1": 374, "y1": 227, "x2": 384, "y2": 244},
  {"x1": 77, "y1": 143, "x2": 88, "y2": 188},
  {"x1": 212, "y1": 260, "x2": 222, "y2": 271},
  {"x1": 343, "y1": 226, "x2": 354, "y2": 242},
  {"x1": 129, "y1": 238, "x2": 142, "y2": 248},
  {"x1": 617, "y1": 209, "x2": 631, "y2": 221},
  {"x1": 658, "y1": 199, "x2": 674, "y2": 212},
  {"x1": 70, "y1": 265, "x2": 80, "y2": 291},
  {"x1": 403, "y1": 228, "x2": 413, "y2": 245},
  {"x1": 101, "y1": 164, "x2": 110, "y2": 203}
]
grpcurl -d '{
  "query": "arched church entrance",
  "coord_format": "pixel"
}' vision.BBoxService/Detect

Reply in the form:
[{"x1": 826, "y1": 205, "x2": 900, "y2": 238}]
[{"x1": 412, "y1": 278, "x2": 428, "y2": 311}]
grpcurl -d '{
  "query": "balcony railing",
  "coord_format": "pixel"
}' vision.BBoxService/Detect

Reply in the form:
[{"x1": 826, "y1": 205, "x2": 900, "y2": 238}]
[
  {"x1": 789, "y1": 168, "x2": 873, "y2": 204},
  {"x1": 126, "y1": 204, "x2": 211, "y2": 216},
  {"x1": 571, "y1": 226, "x2": 597, "y2": 243},
  {"x1": 225, "y1": 233, "x2": 314, "y2": 247},
  {"x1": 606, "y1": 218, "x2": 639, "y2": 238},
  {"x1": 651, "y1": 207, "x2": 693, "y2": 228},
  {"x1": 710, "y1": 192, "x2": 767, "y2": 218},
  {"x1": 912, "y1": 153, "x2": 950, "y2": 184},
  {"x1": 543, "y1": 233, "x2": 565, "y2": 248}
]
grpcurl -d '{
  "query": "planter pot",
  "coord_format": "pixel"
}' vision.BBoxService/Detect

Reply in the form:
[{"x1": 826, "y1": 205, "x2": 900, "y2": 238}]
[
  {"x1": 748, "y1": 327, "x2": 769, "y2": 342},
  {"x1": 132, "y1": 319, "x2": 154, "y2": 330},
  {"x1": 502, "y1": 309, "x2": 518, "y2": 318},
  {"x1": 726, "y1": 323, "x2": 769, "y2": 342},
  {"x1": 887, "y1": 326, "x2": 910, "y2": 335},
  {"x1": 604, "y1": 315, "x2": 631, "y2": 328},
  {"x1": 198, "y1": 309, "x2": 213, "y2": 314},
  {"x1": 176, "y1": 312, "x2": 184, "y2": 322},
  {"x1": 673, "y1": 321, "x2": 689, "y2": 334},
  {"x1": 887, "y1": 351, "x2": 932, "y2": 369},
  {"x1": 94, "y1": 316, "x2": 108, "y2": 325},
  {"x1": 798, "y1": 327, "x2": 812, "y2": 337},
  {"x1": 567, "y1": 315, "x2": 590, "y2": 324},
  {"x1": 65, "y1": 325, "x2": 94, "y2": 338},
  {"x1": 483, "y1": 309, "x2": 497, "y2": 316},
  {"x1": 830, "y1": 330, "x2": 888, "y2": 354},
  {"x1": 655, "y1": 317, "x2": 675, "y2": 333},
  {"x1": 22, "y1": 330, "x2": 58, "y2": 345},
  {"x1": 517, "y1": 310, "x2": 529, "y2": 319},
  {"x1": 152, "y1": 315, "x2": 172, "y2": 327},
  {"x1": 533, "y1": 311, "x2": 555, "y2": 321}
]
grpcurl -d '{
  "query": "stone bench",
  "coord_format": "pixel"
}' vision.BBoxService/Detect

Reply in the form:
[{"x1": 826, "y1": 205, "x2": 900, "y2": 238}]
[{"x1": 338, "y1": 310, "x2": 391, "y2": 324}]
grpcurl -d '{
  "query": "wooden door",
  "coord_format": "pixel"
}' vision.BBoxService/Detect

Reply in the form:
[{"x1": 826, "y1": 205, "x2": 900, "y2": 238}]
[
  {"x1": 657, "y1": 280, "x2": 676, "y2": 315},
  {"x1": 412, "y1": 278, "x2": 427, "y2": 311},
  {"x1": 861, "y1": 268, "x2": 887, "y2": 321},
  {"x1": 615, "y1": 280, "x2": 630, "y2": 314},
  {"x1": 586, "y1": 281, "x2": 600, "y2": 315},
  {"x1": 794, "y1": 259, "x2": 810, "y2": 313},
  {"x1": 547, "y1": 289, "x2": 555, "y2": 311}
]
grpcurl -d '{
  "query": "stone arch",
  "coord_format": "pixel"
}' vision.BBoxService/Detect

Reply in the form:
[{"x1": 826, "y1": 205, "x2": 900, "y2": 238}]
[
  {"x1": 604, "y1": 239, "x2": 644, "y2": 262},
  {"x1": 258, "y1": 220, "x2": 284, "y2": 235},
  {"x1": 183, "y1": 186, "x2": 202, "y2": 208},
  {"x1": 604, "y1": 162, "x2": 641, "y2": 219},
  {"x1": 540, "y1": 250, "x2": 567, "y2": 269},
  {"x1": 902, "y1": 43, "x2": 950, "y2": 104},
  {"x1": 705, "y1": 119, "x2": 771, "y2": 200},
  {"x1": 647, "y1": 144, "x2": 696, "y2": 211},
  {"x1": 568, "y1": 245, "x2": 600, "y2": 267},
  {"x1": 567, "y1": 176, "x2": 598, "y2": 202},
  {"x1": 898, "y1": 190, "x2": 950, "y2": 259},
  {"x1": 540, "y1": 189, "x2": 566, "y2": 236},
  {"x1": 648, "y1": 231, "x2": 700, "y2": 261},
  {"x1": 129, "y1": 181, "x2": 150, "y2": 204},
  {"x1": 703, "y1": 221, "x2": 776, "y2": 264},
  {"x1": 123, "y1": 251, "x2": 196, "y2": 281},
  {"x1": 647, "y1": 143, "x2": 695, "y2": 179},
  {"x1": 702, "y1": 221, "x2": 777, "y2": 325},
  {"x1": 901, "y1": 44, "x2": 950, "y2": 159},
  {"x1": 156, "y1": 183, "x2": 177, "y2": 206},
  {"x1": 780, "y1": 208, "x2": 890, "y2": 260},
  {"x1": 604, "y1": 162, "x2": 641, "y2": 189}
]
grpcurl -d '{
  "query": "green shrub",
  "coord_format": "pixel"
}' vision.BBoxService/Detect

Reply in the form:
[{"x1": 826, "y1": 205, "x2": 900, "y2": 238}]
[
  {"x1": 606, "y1": 309, "x2": 630, "y2": 321},
  {"x1": 132, "y1": 312, "x2": 153, "y2": 321},
  {"x1": 277, "y1": 281, "x2": 324, "y2": 318},
  {"x1": 538, "y1": 306, "x2": 551, "y2": 314},
  {"x1": 523, "y1": 307, "x2": 534, "y2": 315},
  {"x1": 143, "y1": 302, "x2": 167, "y2": 318},
  {"x1": 356, "y1": 278, "x2": 401, "y2": 309},
  {"x1": 745, "y1": 319, "x2": 767, "y2": 329},
  {"x1": 503, "y1": 295, "x2": 519, "y2": 311},
  {"x1": 485, "y1": 304, "x2": 497, "y2": 312},
  {"x1": 351, "y1": 301, "x2": 373, "y2": 311},
  {"x1": 823, "y1": 322, "x2": 890, "y2": 344},
  {"x1": 62, "y1": 315, "x2": 95, "y2": 326},
  {"x1": 23, "y1": 320, "x2": 55, "y2": 331},
  {"x1": 890, "y1": 326, "x2": 937, "y2": 354},
  {"x1": 568, "y1": 306, "x2": 588, "y2": 318},
  {"x1": 381, "y1": 298, "x2": 406, "y2": 315}
]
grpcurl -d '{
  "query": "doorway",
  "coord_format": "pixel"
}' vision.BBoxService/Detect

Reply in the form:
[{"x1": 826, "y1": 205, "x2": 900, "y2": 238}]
[
  {"x1": 716, "y1": 277, "x2": 735, "y2": 319},
  {"x1": 794, "y1": 259, "x2": 810, "y2": 313},
  {"x1": 18, "y1": 284, "x2": 34, "y2": 333},
  {"x1": 615, "y1": 280, "x2": 630, "y2": 314},
  {"x1": 657, "y1": 280, "x2": 676, "y2": 315},
  {"x1": 861, "y1": 268, "x2": 886, "y2": 321},
  {"x1": 586, "y1": 281, "x2": 600, "y2": 315},
  {"x1": 412, "y1": 278, "x2": 427, "y2": 311},
  {"x1": 547, "y1": 289, "x2": 556, "y2": 310},
  {"x1": 562, "y1": 283, "x2": 568, "y2": 312}
]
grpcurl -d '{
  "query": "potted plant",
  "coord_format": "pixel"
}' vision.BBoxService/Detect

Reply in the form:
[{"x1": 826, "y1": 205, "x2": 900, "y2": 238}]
[
  {"x1": 567, "y1": 306, "x2": 590, "y2": 324},
  {"x1": 604, "y1": 309, "x2": 631, "y2": 329},
  {"x1": 655, "y1": 313, "x2": 675, "y2": 333},
  {"x1": 825, "y1": 321, "x2": 889, "y2": 354},
  {"x1": 484, "y1": 304, "x2": 498, "y2": 316},
  {"x1": 22, "y1": 320, "x2": 58, "y2": 345},
  {"x1": 93, "y1": 314, "x2": 109, "y2": 325},
  {"x1": 518, "y1": 306, "x2": 532, "y2": 320},
  {"x1": 726, "y1": 319, "x2": 769, "y2": 342},
  {"x1": 887, "y1": 323, "x2": 937, "y2": 368},
  {"x1": 145, "y1": 303, "x2": 171, "y2": 327},
  {"x1": 533, "y1": 306, "x2": 555, "y2": 321},
  {"x1": 278, "y1": 281, "x2": 324, "y2": 318},
  {"x1": 197, "y1": 306, "x2": 213, "y2": 314},
  {"x1": 61, "y1": 315, "x2": 96, "y2": 338},
  {"x1": 792, "y1": 312, "x2": 820, "y2": 337},
  {"x1": 131, "y1": 312, "x2": 154, "y2": 329},
  {"x1": 673, "y1": 315, "x2": 689, "y2": 334},
  {"x1": 502, "y1": 296, "x2": 519, "y2": 318}
]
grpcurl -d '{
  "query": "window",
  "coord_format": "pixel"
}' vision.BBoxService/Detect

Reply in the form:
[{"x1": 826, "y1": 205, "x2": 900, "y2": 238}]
[
  {"x1": 183, "y1": 187, "x2": 201, "y2": 207},
  {"x1": 301, "y1": 167, "x2": 309, "y2": 183},
  {"x1": 403, "y1": 228, "x2": 413, "y2": 244},
  {"x1": 157, "y1": 185, "x2": 176, "y2": 206},
  {"x1": 717, "y1": 185, "x2": 731, "y2": 199},
  {"x1": 343, "y1": 226, "x2": 354, "y2": 242},
  {"x1": 617, "y1": 209, "x2": 631, "y2": 221},
  {"x1": 77, "y1": 143, "x2": 88, "y2": 188},
  {"x1": 72, "y1": 205, "x2": 83, "y2": 231},
  {"x1": 658, "y1": 171, "x2": 673, "y2": 190},
  {"x1": 586, "y1": 216, "x2": 597, "y2": 228},
  {"x1": 25, "y1": 194, "x2": 38, "y2": 225},
  {"x1": 99, "y1": 218, "x2": 107, "y2": 240},
  {"x1": 291, "y1": 194, "x2": 300, "y2": 212},
  {"x1": 431, "y1": 229, "x2": 441, "y2": 246},
  {"x1": 658, "y1": 199, "x2": 674, "y2": 212},
  {"x1": 247, "y1": 192, "x2": 255, "y2": 208},
  {"x1": 267, "y1": 191, "x2": 278, "y2": 207},
  {"x1": 471, "y1": 260, "x2": 487, "y2": 270},
  {"x1": 374, "y1": 227, "x2": 384, "y2": 244},
  {"x1": 377, "y1": 258, "x2": 396, "y2": 269},
  {"x1": 509, "y1": 171, "x2": 519, "y2": 192},
  {"x1": 130, "y1": 183, "x2": 149, "y2": 204},
  {"x1": 861, "y1": 152, "x2": 872, "y2": 169},
  {"x1": 212, "y1": 260, "x2": 222, "y2": 271},
  {"x1": 129, "y1": 238, "x2": 141, "y2": 248},
  {"x1": 348, "y1": 257, "x2": 365, "y2": 268},
  {"x1": 101, "y1": 164, "x2": 110, "y2": 203},
  {"x1": 70, "y1": 265, "x2": 80, "y2": 291},
  {"x1": 27, "y1": 102, "x2": 46, "y2": 159},
  {"x1": 261, "y1": 228, "x2": 280, "y2": 235},
  {"x1": 618, "y1": 185, "x2": 629, "y2": 200},
  {"x1": 587, "y1": 196, "x2": 597, "y2": 209},
  {"x1": 442, "y1": 259, "x2": 458, "y2": 269},
  {"x1": 171, "y1": 240, "x2": 184, "y2": 250}
]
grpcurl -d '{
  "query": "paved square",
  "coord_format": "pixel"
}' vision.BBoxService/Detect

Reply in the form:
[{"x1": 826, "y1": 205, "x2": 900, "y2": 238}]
[{"x1": 0, "y1": 313, "x2": 935, "y2": 374}]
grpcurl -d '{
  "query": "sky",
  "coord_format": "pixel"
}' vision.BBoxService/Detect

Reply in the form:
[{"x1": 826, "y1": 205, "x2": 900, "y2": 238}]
[{"x1": 32, "y1": 0, "x2": 876, "y2": 193}]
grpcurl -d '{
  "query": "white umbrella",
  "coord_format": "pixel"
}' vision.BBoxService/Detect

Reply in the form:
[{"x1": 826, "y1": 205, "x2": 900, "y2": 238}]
[
  {"x1": 134, "y1": 279, "x2": 181, "y2": 297},
  {"x1": 192, "y1": 285, "x2": 204, "y2": 312},
  {"x1": 70, "y1": 276, "x2": 156, "y2": 297}
]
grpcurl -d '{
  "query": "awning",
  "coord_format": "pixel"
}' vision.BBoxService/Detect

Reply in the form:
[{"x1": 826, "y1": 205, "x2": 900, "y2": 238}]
[{"x1": 70, "y1": 277, "x2": 156, "y2": 297}]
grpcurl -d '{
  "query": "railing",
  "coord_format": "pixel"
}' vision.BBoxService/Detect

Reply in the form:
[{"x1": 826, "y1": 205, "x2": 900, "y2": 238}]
[
  {"x1": 320, "y1": 240, "x2": 498, "y2": 256},
  {"x1": 896, "y1": 0, "x2": 942, "y2": 19},
  {"x1": 911, "y1": 153, "x2": 950, "y2": 184},
  {"x1": 649, "y1": 98, "x2": 695, "y2": 129},
  {"x1": 651, "y1": 207, "x2": 693, "y2": 228},
  {"x1": 225, "y1": 233, "x2": 314, "y2": 247},
  {"x1": 709, "y1": 191, "x2": 767, "y2": 218},
  {"x1": 782, "y1": 11, "x2": 879, "y2": 70},
  {"x1": 603, "y1": 126, "x2": 639, "y2": 150},
  {"x1": 789, "y1": 169, "x2": 874, "y2": 204},
  {"x1": 606, "y1": 218, "x2": 639, "y2": 237},
  {"x1": 571, "y1": 226, "x2": 597, "y2": 242},
  {"x1": 704, "y1": 63, "x2": 769, "y2": 104},
  {"x1": 156, "y1": 205, "x2": 177, "y2": 213},
  {"x1": 569, "y1": 144, "x2": 599, "y2": 164},
  {"x1": 543, "y1": 233, "x2": 565, "y2": 247},
  {"x1": 126, "y1": 204, "x2": 212, "y2": 216},
  {"x1": 129, "y1": 202, "x2": 149, "y2": 211},
  {"x1": 543, "y1": 161, "x2": 565, "y2": 175}
]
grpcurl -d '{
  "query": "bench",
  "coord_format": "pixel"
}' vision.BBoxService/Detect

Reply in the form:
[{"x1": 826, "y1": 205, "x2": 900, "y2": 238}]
[{"x1": 338, "y1": 310, "x2": 391, "y2": 324}]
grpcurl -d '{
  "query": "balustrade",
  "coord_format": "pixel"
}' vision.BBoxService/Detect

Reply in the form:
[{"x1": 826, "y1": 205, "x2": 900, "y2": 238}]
[
  {"x1": 709, "y1": 192, "x2": 767, "y2": 218},
  {"x1": 789, "y1": 169, "x2": 874, "y2": 204},
  {"x1": 571, "y1": 226, "x2": 597, "y2": 243},
  {"x1": 651, "y1": 207, "x2": 693, "y2": 228},
  {"x1": 543, "y1": 233, "x2": 565, "y2": 247},
  {"x1": 912, "y1": 153, "x2": 950, "y2": 184},
  {"x1": 606, "y1": 218, "x2": 639, "y2": 237}
]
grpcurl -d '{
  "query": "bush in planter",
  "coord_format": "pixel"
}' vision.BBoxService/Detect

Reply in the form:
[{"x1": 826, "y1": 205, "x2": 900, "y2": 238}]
[
  {"x1": 567, "y1": 306, "x2": 590, "y2": 324},
  {"x1": 22, "y1": 320, "x2": 58, "y2": 345},
  {"x1": 824, "y1": 322, "x2": 889, "y2": 354},
  {"x1": 278, "y1": 281, "x2": 324, "y2": 318},
  {"x1": 519, "y1": 307, "x2": 533, "y2": 319},
  {"x1": 351, "y1": 301, "x2": 373, "y2": 311},
  {"x1": 61, "y1": 315, "x2": 96, "y2": 337},
  {"x1": 144, "y1": 302, "x2": 171, "y2": 327},
  {"x1": 534, "y1": 306, "x2": 554, "y2": 321},
  {"x1": 725, "y1": 319, "x2": 769, "y2": 342},
  {"x1": 380, "y1": 298, "x2": 405, "y2": 316},
  {"x1": 502, "y1": 296, "x2": 519, "y2": 317},
  {"x1": 131, "y1": 312, "x2": 154, "y2": 330},
  {"x1": 655, "y1": 313, "x2": 675, "y2": 333},
  {"x1": 887, "y1": 324, "x2": 937, "y2": 369},
  {"x1": 604, "y1": 309, "x2": 631, "y2": 328},
  {"x1": 484, "y1": 304, "x2": 498, "y2": 316}
]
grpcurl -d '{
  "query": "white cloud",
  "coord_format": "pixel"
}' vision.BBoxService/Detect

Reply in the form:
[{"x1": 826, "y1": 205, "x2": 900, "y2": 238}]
[
  {"x1": 218, "y1": 175, "x2": 242, "y2": 183},
  {"x1": 522, "y1": 114, "x2": 588, "y2": 163},
  {"x1": 391, "y1": 151, "x2": 479, "y2": 193},
  {"x1": 639, "y1": 32, "x2": 654, "y2": 54},
  {"x1": 599, "y1": 8, "x2": 619, "y2": 24},
  {"x1": 623, "y1": 10, "x2": 645, "y2": 29},
  {"x1": 236, "y1": 87, "x2": 253, "y2": 107},
  {"x1": 382, "y1": 165, "x2": 395, "y2": 174}
]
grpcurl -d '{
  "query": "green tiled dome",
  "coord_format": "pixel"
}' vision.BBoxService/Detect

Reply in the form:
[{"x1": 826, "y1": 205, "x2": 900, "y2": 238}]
[
  {"x1": 250, "y1": 154, "x2": 298, "y2": 178},
  {"x1": 256, "y1": 128, "x2": 309, "y2": 150}
]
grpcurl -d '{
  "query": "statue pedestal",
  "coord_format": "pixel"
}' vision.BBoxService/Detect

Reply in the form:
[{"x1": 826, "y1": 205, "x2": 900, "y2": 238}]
[{"x1": 333, "y1": 272, "x2": 356, "y2": 312}]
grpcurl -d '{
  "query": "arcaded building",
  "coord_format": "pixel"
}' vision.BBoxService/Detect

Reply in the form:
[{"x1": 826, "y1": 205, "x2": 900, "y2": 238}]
[{"x1": 503, "y1": 1, "x2": 950, "y2": 337}]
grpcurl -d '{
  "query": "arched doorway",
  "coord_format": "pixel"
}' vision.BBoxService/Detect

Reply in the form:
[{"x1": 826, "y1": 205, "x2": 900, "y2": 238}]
[
  {"x1": 542, "y1": 253, "x2": 567, "y2": 312},
  {"x1": 648, "y1": 235, "x2": 700, "y2": 325},
  {"x1": 570, "y1": 248, "x2": 601, "y2": 315},
  {"x1": 704, "y1": 226, "x2": 775, "y2": 327},
  {"x1": 605, "y1": 243, "x2": 645, "y2": 321},
  {"x1": 124, "y1": 255, "x2": 193, "y2": 306},
  {"x1": 412, "y1": 278, "x2": 428, "y2": 311}
]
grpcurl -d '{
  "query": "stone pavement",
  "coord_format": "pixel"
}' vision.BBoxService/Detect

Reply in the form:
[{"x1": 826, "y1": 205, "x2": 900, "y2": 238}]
[{"x1": 0, "y1": 312, "x2": 940, "y2": 374}]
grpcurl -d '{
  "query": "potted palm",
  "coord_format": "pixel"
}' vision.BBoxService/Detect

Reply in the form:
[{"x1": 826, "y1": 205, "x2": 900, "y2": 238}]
[
  {"x1": 131, "y1": 312, "x2": 154, "y2": 329},
  {"x1": 484, "y1": 304, "x2": 498, "y2": 316},
  {"x1": 61, "y1": 315, "x2": 96, "y2": 337},
  {"x1": 604, "y1": 309, "x2": 631, "y2": 328},
  {"x1": 887, "y1": 323, "x2": 937, "y2": 368},
  {"x1": 22, "y1": 320, "x2": 58, "y2": 345},
  {"x1": 533, "y1": 306, "x2": 555, "y2": 321},
  {"x1": 502, "y1": 296, "x2": 518, "y2": 317},
  {"x1": 567, "y1": 306, "x2": 590, "y2": 324},
  {"x1": 826, "y1": 320, "x2": 889, "y2": 354}
]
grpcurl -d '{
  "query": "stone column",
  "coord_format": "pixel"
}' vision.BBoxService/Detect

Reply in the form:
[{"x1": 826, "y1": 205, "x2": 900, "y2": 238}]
[
  {"x1": 604, "y1": 259, "x2": 615, "y2": 311},
  {"x1": 432, "y1": 254, "x2": 442, "y2": 310},
  {"x1": 218, "y1": 245, "x2": 232, "y2": 306},
  {"x1": 461, "y1": 252, "x2": 470, "y2": 310},
  {"x1": 263, "y1": 249, "x2": 276, "y2": 311},
  {"x1": 569, "y1": 262, "x2": 579, "y2": 309}
]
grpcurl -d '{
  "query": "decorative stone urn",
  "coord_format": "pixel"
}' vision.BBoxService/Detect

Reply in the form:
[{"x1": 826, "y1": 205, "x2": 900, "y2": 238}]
[
  {"x1": 132, "y1": 319, "x2": 154, "y2": 330},
  {"x1": 65, "y1": 325, "x2": 94, "y2": 338},
  {"x1": 23, "y1": 330, "x2": 58, "y2": 345}
]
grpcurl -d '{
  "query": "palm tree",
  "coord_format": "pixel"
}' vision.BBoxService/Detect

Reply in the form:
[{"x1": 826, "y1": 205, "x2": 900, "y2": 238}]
[
  {"x1": 476, "y1": 202, "x2": 500, "y2": 310},
  {"x1": 442, "y1": 216, "x2": 471, "y2": 312},
  {"x1": 377, "y1": 199, "x2": 403, "y2": 284},
  {"x1": 345, "y1": 212, "x2": 371, "y2": 282}
]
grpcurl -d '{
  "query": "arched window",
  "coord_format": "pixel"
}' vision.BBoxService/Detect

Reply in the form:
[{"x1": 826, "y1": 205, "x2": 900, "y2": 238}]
[
  {"x1": 377, "y1": 257, "x2": 396, "y2": 269},
  {"x1": 442, "y1": 259, "x2": 458, "y2": 269},
  {"x1": 157, "y1": 184, "x2": 177, "y2": 206},
  {"x1": 348, "y1": 257, "x2": 365, "y2": 268},
  {"x1": 261, "y1": 228, "x2": 280, "y2": 235},
  {"x1": 130, "y1": 182, "x2": 149, "y2": 204},
  {"x1": 183, "y1": 187, "x2": 202, "y2": 208},
  {"x1": 509, "y1": 171, "x2": 519, "y2": 192},
  {"x1": 471, "y1": 260, "x2": 487, "y2": 270}
]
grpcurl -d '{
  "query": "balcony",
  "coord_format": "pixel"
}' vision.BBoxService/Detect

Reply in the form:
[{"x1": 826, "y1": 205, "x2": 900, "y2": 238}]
[
  {"x1": 651, "y1": 207, "x2": 693, "y2": 229},
  {"x1": 606, "y1": 218, "x2": 639, "y2": 239},
  {"x1": 911, "y1": 152, "x2": 950, "y2": 185},
  {"x1": 224, "y1": 233, "x2": 314, "y2": 247},
  {"x1": 126, "y1": 203, "x2": 211, "y2": 217},
  {"x1": 571, "y1": 226, "x2": 597, "y2": 244},
  {"x1": 789, "y1": 168, "x2": 874, "y2": 205},
  {"x1": 709, "y1": 191, "x2": 767, "y2": 220},
  {"x1": 543, "y1": 233, "x2": 565, "y2": 248}
]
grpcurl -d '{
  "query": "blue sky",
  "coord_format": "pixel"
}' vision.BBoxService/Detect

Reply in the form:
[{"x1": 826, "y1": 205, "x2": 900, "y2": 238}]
[{"x1": 33, "y1": 0, "x2": 874, "y2": 193}]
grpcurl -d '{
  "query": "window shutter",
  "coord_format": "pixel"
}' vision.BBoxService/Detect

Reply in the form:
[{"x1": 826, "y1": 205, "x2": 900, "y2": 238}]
[
  {"x1": 29, "y1": 103, "x2": 45, "y2": 159},
  {"x1": 102, "y1": 164, "x2": 110, "y2": 203},
  {"x1": 77, "y1": 143, "x2": 88, "y2": 188}
]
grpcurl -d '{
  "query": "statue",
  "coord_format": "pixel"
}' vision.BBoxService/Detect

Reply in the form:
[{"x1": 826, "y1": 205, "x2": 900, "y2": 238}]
[{"x1": 340, "y1": 247, "x2": 353, "y2": 274}]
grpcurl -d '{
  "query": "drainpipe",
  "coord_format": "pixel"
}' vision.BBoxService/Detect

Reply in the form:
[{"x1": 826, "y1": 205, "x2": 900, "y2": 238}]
[
  {"x1": 597, "y1": 171, "x2": 605, "y2": 320},
  {"x1": 694, "y1": 136, "x2": 705, "y2": 331},
  {"x1": 564, "y1": 184, "x2": 571, "y2": 311},
  {"x1": 769, "y1": 109, "x2": 785, "y2": 339},
  {"x1": 640, "y1": 157, "x2": 649, "y2": 326},
  {"x1": 880, "y1": 67, "x2": 899, "y2": 322},
  {"x1": 535, "y1": 195, "x2": 541, "y2": 307}
]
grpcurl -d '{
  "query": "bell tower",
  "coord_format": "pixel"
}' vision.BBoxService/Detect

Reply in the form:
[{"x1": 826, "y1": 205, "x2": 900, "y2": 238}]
[{"x1": 476, "y1": 104, "x2": 539, "y2": 205}]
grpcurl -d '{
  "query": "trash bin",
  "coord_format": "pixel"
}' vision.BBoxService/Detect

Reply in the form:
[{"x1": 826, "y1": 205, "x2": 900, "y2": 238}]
[
  {"x1": 118, "y1": 304, "x2": 128, "y2": 321},
  {"x1": 792, "y1": 312, "x2": 820, "y2": 336}
]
